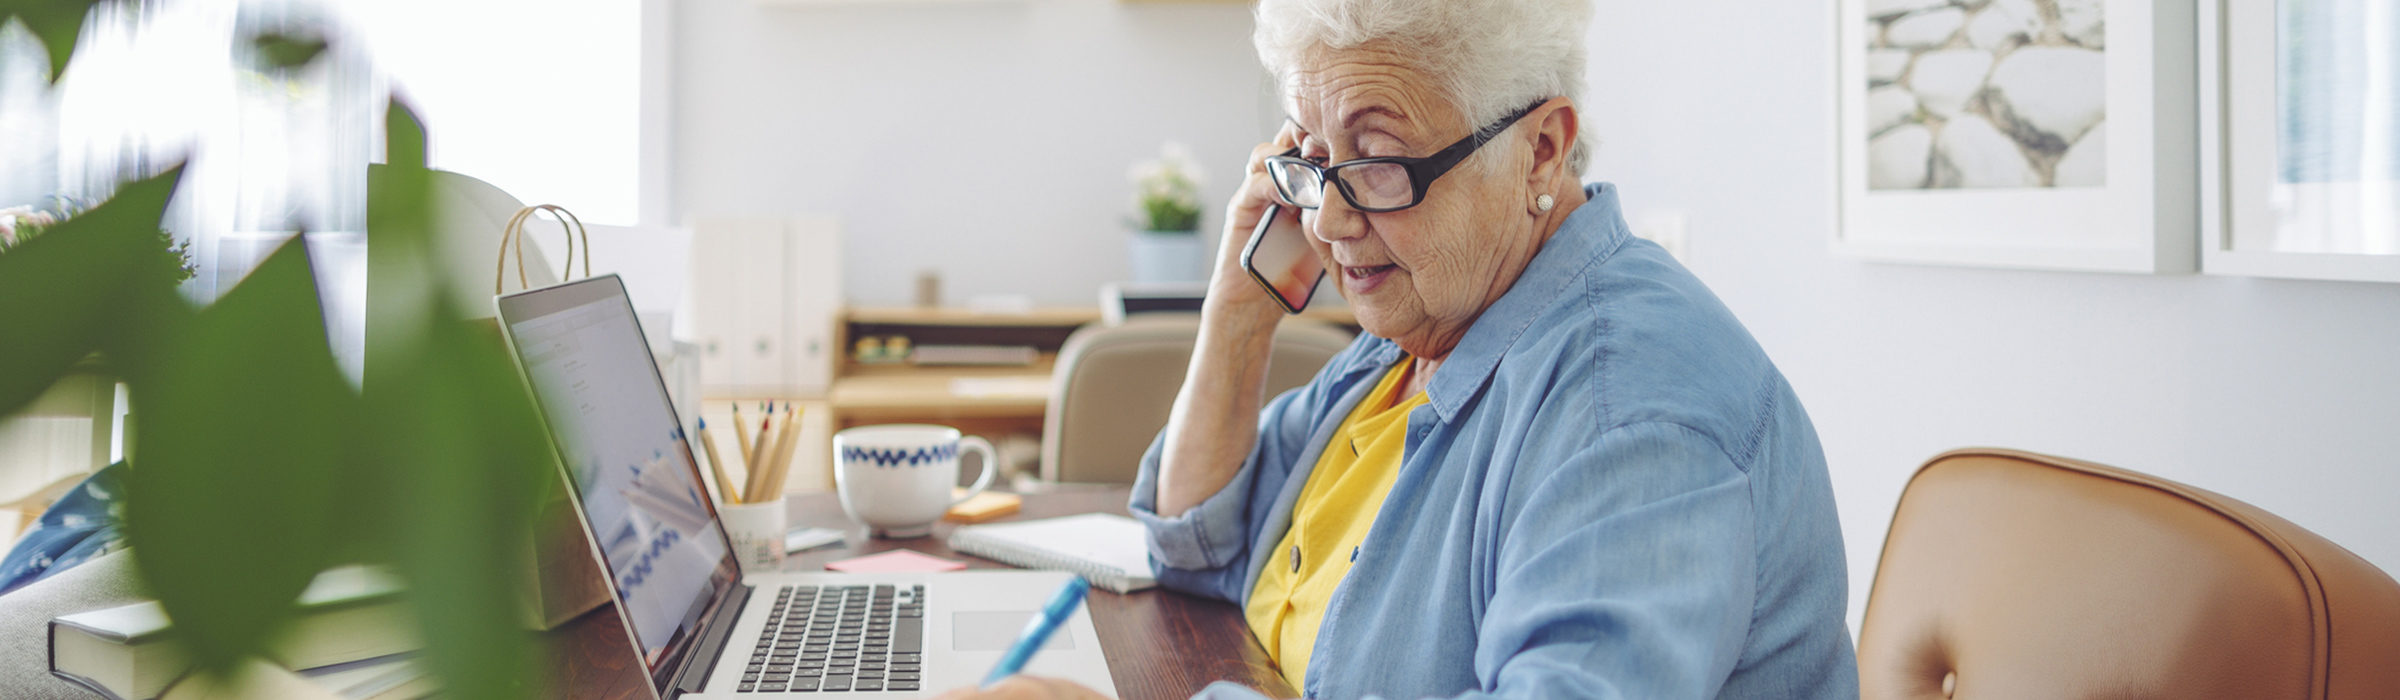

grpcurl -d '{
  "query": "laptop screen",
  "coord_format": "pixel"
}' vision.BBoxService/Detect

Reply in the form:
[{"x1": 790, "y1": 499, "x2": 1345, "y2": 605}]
[{"x1": 498, "y1": 276, "x2": 741, "y2": 689}]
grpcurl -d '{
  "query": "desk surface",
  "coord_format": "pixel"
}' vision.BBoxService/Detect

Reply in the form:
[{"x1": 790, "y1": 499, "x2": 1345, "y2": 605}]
[{"x1": 547, "y1": 486, "x2": 1293, "y2": 700}]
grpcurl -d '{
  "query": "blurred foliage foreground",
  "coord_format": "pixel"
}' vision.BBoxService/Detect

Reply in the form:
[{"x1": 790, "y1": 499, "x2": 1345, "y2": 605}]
[{"x1": 1, "y1": 3, "x2": 562, "y2": 696}]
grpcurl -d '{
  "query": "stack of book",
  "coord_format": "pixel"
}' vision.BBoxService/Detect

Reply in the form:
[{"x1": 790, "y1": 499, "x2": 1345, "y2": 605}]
[{"x1": 48, "y1": 565, "x2": 435, "y2": 700}]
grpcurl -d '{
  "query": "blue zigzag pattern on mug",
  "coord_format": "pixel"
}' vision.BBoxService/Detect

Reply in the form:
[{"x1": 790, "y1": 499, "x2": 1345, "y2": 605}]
[{"x1": 842, "y1": 443, "x2": 957, "y2": 468}]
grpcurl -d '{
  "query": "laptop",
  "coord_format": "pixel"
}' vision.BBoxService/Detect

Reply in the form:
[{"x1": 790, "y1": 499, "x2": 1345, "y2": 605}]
[{"x1": 496, "y1": 275, "x2": 1117, "y2": 698}]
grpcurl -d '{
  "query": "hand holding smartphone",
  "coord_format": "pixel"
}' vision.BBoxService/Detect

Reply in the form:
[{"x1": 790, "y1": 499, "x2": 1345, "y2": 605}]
[{"x1": 1241, "y1": 148, "x2": 1325, "y2": 314}]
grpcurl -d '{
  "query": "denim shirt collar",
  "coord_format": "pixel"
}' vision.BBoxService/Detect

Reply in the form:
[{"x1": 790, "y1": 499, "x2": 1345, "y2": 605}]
[{"x1": 1341, "y1": 183, "x2": 1628, "y2": 423}]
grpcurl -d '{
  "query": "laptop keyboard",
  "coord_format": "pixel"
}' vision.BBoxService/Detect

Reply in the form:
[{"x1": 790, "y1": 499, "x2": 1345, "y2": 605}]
[{"x1": 739, "y1": 584, "x2": 926, "y2": 693}]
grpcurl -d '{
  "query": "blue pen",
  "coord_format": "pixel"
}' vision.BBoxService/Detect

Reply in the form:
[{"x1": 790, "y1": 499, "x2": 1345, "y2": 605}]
[{"x1": 980, "y1": 576, "x2": 1091, "y2": 688}]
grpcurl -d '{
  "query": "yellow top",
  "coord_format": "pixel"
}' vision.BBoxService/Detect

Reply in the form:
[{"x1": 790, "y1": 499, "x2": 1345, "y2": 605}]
[{"x1": 1245, "y1": 359, "x2": 1427, "y2": 688}]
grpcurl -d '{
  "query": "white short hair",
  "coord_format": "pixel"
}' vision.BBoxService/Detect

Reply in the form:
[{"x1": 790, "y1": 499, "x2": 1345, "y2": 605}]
[{"x1": 1254, "y1": 0, "x2": 1593, "y2": 176}]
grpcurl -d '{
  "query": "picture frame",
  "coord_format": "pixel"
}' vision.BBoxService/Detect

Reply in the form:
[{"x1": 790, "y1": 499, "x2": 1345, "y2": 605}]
[
  {"x1": 1834, "y1": 0, "x2": 2198, "y2": 273},
  {"x1": 2201, "y1": 0, "x2": 2400, "y2": 283}
]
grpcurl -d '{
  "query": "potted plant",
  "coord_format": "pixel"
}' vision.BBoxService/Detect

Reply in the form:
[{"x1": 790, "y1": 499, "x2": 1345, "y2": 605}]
[
  {"x1": 2, "y1": 197, "x2": 198, "y2": 282},
  {"x1": 1126, "y1": 141, "x2": 1207, "y2": 283}
]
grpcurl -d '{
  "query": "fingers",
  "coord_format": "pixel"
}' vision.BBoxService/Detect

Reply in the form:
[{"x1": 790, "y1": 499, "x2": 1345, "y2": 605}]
[
  {"x1": 1229, "y1": 134, "x2": 1295, "y2": 224},
  {"x1": 1242, "y1": 167, "x2": 1285, "y2": 210},
  {"x1": 1245, "y1": 142, "x2": 1284, "y2": 179},
  {"x1": 930, "y1": 676, "x2": 1107, "y2": 700},
  {"x1": 986, "y1": 676, "x2": 1053, "y2": 699},
  {"x1": 1206, "y1": 125, "x2": 1317, "y2": 314}
]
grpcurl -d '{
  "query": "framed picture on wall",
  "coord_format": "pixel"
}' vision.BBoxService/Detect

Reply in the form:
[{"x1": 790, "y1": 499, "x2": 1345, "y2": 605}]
[
  {"x1": 2202, "y1": 0, "x2": 2400, "y2": 283},
  {"x1": 1835, "y1": 0, "x2": 2197, "y2": 273}
]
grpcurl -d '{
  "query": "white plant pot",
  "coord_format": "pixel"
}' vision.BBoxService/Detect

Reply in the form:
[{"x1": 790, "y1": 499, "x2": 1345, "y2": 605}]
[{"x1": 1128, "y1": 230, "x2": 1204, "y2": 283}]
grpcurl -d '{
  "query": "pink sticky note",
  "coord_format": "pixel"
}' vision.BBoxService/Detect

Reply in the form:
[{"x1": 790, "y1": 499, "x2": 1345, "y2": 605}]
[{"x1": 825, "y1": 549, "x2": 968, "y2": 573}]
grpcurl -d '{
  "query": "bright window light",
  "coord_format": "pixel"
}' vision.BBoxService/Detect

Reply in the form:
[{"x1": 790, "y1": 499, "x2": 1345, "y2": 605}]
[{"x1": 345, "y1": 0, "x2": 643, "y2": 225}]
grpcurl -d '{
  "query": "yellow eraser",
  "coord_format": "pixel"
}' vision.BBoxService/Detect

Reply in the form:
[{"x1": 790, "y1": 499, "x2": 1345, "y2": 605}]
[{"x1": 945, "y1": 490, "x2": 1023, "y2": 523}]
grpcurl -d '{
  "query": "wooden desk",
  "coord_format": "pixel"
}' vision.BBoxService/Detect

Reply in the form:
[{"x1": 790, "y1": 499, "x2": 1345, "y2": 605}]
[{"x1": 547, "y1": 487, "x2": 1293, "y2": 700}]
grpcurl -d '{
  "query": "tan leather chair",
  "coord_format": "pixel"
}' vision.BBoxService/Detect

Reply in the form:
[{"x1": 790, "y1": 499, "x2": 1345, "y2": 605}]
[
  {"x1": 1040, "y1": 315, "x2": 1353, "y2": 483},
  {"x1": 1859, "y1": 448, "x2": 2400, "y2": 699}
]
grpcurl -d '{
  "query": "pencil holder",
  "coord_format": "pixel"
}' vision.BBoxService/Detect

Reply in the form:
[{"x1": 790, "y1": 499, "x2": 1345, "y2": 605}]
[{"x1": 718, "y1": 500, "x2": 788, "y2": 576}]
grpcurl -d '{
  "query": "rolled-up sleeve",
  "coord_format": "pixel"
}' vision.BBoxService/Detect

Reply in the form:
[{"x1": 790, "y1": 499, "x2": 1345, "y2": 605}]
[
  {"x1": 1127, "y1": 337, "x2": 1378, "y2": 604},
  {"x1": 1125, "y1": 426, "x2": 1259, "y2": 572},
  {"x1": 1126, "y1": 380, "x2": 1317, "y2": 602}
]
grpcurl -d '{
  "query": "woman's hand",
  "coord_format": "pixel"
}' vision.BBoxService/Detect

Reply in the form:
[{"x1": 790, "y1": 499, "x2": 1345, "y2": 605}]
[
  {"x1": 1204, "y1": 124, "x2": 1305, "y2": 320},
  {"x1": 931, "y1": 676, "x2": 1114, "y2": 700}
]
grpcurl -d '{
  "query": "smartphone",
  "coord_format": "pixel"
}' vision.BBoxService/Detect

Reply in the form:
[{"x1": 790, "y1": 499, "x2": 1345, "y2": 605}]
[{"x1": 1242, "y1": 201, "x2": 1325, "y2": 314}]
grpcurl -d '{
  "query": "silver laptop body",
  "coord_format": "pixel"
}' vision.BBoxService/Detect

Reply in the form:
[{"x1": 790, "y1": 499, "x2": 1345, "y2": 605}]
[{"x1": 496, "y1": 275, "x2": 1114, "y2": 698}]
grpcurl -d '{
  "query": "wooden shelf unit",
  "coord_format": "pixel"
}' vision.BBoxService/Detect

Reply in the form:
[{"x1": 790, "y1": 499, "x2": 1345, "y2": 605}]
[{"x1": 761, "y1": 304, "x2": 1358, "y2": 493}]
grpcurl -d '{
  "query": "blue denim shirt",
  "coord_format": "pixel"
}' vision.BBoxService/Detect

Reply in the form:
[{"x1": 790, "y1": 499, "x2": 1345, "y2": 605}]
[{"x1": 1128, "y1": 184, "x2": 1857, "y2": 700}]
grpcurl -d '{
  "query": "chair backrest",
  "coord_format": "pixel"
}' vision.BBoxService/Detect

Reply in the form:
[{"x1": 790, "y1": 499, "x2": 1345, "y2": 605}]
[
  {"x1": 1859, "y1": 448, "x2": 2400, "y2": 699},
  {"x1": 1041, "y1": 316, "x2": 1353, "y2": 483}
]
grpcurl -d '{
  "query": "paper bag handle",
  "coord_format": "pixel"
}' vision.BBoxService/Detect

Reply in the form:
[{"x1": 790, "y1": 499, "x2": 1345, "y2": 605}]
[{"x1": 496, "y1": 204, "x2": 593, "y2": 295}]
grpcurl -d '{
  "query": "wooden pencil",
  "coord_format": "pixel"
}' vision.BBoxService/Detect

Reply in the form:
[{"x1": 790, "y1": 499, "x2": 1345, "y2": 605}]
[
  {"x1": 743, "y1": 406, "x2": 779, "y2": 503},
  {"x1": 696, "y1": 418, "x2": 740, "y2": 505},
  {"x1": 745, "y1": 402, "x2": 775, "y2": 498},
  {"x1": 759, "y1": 403, "x2": 805, "y2": 501},
  {"x1": 731, "y1": 403, "x2": 754, "y2": 464}
]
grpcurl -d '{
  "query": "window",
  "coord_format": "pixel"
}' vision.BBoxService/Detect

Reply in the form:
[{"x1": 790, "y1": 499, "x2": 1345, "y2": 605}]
[
  {"x1": 346, "y1": 0, "x2": 647, "y2": 226},
  {"x1": 3, "y1": 0, "x2": 660, "y2": 379}
]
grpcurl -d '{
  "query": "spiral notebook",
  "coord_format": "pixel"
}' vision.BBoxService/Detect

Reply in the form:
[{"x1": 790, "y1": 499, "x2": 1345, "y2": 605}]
[{"x1": 945, "y1": 512, "x2": 1157, "y2": 593}]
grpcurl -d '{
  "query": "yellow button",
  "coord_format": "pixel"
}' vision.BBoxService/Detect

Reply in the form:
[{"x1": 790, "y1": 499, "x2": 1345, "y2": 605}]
[{"x1": 1289, "y1": 545, "x2": 1301, "y2": 573}]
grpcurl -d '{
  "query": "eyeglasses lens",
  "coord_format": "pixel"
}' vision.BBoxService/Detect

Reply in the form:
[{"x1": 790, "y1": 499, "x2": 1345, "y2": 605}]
[
  {"x1": 1336, "y1": 162, "x2": 1413, "y2": 210},
  {"x1": 1272, "y1": 160, "x2": 1326, "y2": 208}
]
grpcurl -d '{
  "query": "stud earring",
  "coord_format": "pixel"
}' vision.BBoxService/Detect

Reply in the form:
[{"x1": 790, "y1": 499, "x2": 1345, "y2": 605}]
[{"x1": 1535, "y1": 194, "x2": 1555, "y2": 213}]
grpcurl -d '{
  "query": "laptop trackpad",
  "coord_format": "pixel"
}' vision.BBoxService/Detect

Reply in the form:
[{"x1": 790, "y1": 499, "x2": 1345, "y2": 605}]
[{"x1": 951, "y1": 611, "x2": 1076, "y2": 652}]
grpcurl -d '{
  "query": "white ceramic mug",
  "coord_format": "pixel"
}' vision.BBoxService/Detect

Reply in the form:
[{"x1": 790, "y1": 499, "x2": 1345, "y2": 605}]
[{"x1": 833, "y1": 424, "x2": 997, "y2": 538}]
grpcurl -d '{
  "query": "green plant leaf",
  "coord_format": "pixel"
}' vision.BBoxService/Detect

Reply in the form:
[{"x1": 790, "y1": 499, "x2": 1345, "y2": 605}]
[
  {"x1": 1, "y1": 0, "x2": 107, "y2": 83},
  {"x1": 364, "y1": 305, "x2": 553, "y2": 699},
  {"x1": 361, "y1": 99, "x2": 549, "y2": 698},
  {"x1": 0, "y1": 165, "x2": 184, "y2": 417},
  {"x1": 124, "y1": 235, "x2": 355, "y2": 676}
]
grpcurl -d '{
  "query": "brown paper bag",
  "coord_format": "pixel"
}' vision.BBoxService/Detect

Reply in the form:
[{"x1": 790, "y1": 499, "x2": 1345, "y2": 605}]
[{"x1": 493, "y1": 205, "x2": 613, "y2": 630}]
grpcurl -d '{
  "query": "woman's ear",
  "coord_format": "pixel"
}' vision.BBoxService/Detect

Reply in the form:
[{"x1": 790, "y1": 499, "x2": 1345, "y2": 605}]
[{"x1": 1523, "y1": 97, "x2": 1579, "y2": 193}]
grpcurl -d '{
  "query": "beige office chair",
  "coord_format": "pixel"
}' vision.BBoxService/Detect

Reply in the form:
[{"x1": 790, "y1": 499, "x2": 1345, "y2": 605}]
[
  {"x1": 1858, "y1": 448, "x2": 2400, "y2": 699},
  {"x1": 1041, "y1": 315, "x2": 1353, "y2": 484}
]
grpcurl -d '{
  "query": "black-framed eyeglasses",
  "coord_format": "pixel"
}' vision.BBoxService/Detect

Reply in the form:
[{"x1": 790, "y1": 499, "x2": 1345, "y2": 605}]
[{"x1": 1265, "y1": 100, "x2": 1545, "y2": 213}]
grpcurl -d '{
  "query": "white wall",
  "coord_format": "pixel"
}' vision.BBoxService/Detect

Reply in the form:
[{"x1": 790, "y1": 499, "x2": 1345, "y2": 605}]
[
  {"x1": 672, "y1": 0, "x2": 2400, "y2": 630},
  {"x1": 1583, "y1": 1, "x2": 2400, "y2": 627},
  {"x1": 674, "y1": 0, "x2": 1276, "y2": 307}
]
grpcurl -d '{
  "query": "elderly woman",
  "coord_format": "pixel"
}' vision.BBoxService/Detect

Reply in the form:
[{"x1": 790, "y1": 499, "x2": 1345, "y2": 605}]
[{"x1": 952, "y1": 1, "x2": 1856, "y2": 698}]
